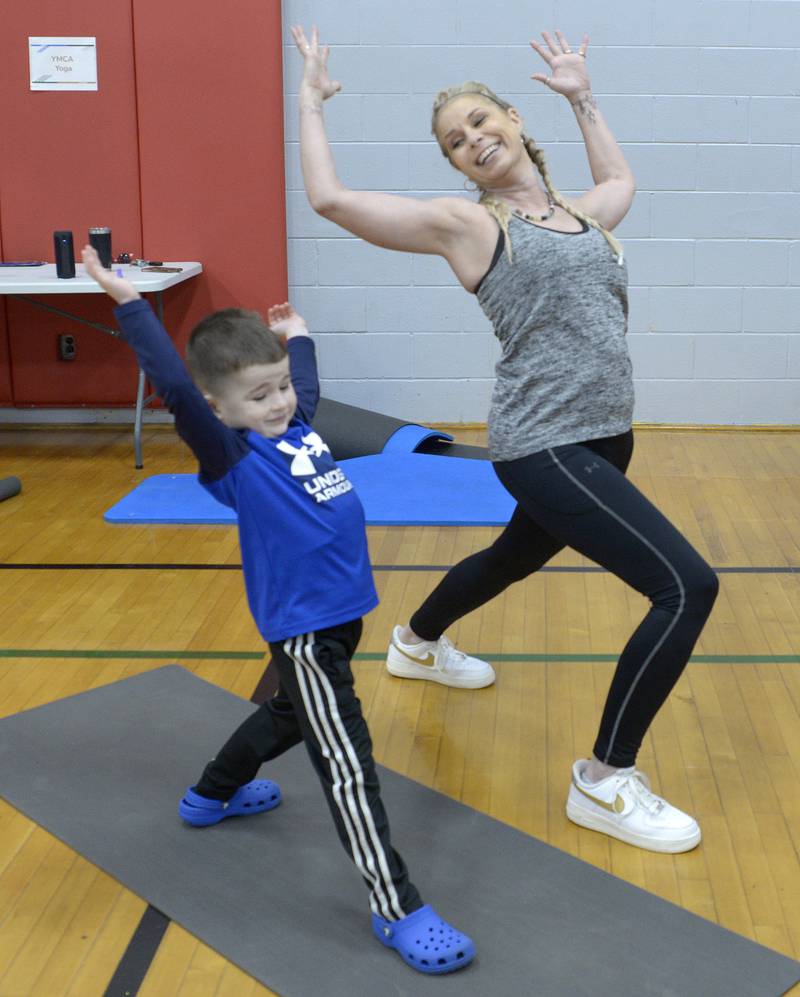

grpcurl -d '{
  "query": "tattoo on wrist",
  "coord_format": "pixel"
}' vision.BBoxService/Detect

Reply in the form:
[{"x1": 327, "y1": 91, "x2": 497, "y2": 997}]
[
  {"x1": 572, "y1": 92, "x2": 597, "y2": 123},
  {"x1": 300, "y1": 102, "x2": 323, "y2": 115}
]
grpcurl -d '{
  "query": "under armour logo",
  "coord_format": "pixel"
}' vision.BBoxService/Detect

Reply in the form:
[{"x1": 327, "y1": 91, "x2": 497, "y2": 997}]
[
  {"x1": 301, "y1": 431, "x2": 329, "y2": 459},
  {"x1": 584, "y1": 462, "x2": 600, "y2": 474},
  {"x1": 277, "y1": 432, "x2": 331, "y2": 477}
]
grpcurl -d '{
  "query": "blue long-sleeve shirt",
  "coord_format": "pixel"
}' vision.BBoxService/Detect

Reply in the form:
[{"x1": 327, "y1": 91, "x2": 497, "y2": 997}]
[{"x1": 114, "y1": 298, "x2": 377, "y2": 642}]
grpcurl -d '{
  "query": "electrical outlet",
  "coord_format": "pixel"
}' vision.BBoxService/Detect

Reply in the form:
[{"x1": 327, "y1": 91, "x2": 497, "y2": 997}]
[{"x1": 58, "y1": 334, "x2": 76, "y2": 361}]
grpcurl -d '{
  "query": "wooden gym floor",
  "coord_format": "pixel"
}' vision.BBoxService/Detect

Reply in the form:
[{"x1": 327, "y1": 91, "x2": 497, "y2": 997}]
[{"x1": 0, "y1": 424, "x2": 798, "y2": 996}]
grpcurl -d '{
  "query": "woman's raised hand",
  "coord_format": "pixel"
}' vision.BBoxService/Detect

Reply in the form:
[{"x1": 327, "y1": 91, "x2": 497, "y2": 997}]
[
  {"x1": 291, "y1": 25, "x2": 341, "y2": 101},
  {"x1": 529, "y1": 30, "x2": 591, "y2": 101}
]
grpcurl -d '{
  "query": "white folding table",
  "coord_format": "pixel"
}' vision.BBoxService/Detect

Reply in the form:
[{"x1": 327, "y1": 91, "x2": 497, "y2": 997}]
[{"x1": 0, "y1": 262, "x2": 202, "y2": 468}]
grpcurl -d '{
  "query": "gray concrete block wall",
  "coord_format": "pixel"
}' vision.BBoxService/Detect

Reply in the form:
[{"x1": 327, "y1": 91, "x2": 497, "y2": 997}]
[{"x1": 282, "y1": 0, "x2": 800, "y2": 425}]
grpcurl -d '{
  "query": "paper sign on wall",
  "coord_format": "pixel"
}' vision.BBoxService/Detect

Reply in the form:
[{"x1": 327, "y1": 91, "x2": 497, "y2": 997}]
[{"x1": 29, "y1": 37, "x2": 98, "y2": 91}]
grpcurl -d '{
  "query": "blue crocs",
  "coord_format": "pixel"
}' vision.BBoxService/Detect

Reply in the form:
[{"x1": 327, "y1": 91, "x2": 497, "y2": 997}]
[
  {"x1": 372, "y1": 904, "x2": 475, "y2": 975},
  {"x1": 178, "y1": 779, "x2": 282, "y2": 827}
]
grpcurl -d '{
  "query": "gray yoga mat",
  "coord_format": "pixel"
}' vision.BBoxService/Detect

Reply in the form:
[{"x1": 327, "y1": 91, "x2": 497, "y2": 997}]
[{"x1": 1, "y1": 666, "x2": 798, "y2": 997}]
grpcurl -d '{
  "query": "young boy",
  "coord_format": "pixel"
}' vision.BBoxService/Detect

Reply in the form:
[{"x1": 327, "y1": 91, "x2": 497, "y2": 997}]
[{"x1": 82, "y1": 246, "x2": 474, "y2": 977}]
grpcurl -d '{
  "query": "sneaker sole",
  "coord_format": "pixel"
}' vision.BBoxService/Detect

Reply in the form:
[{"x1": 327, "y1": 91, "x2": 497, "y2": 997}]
[
  {"x1": 565, "y1": 798, "x2": 702, "y2": 854},
  {"x1": 386, "y1": 657, "x2": 495, "y2": 689}
]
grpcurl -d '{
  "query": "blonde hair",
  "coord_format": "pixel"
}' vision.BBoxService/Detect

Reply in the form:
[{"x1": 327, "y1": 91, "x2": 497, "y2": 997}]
[{"x1": 431, "y1": 81, "x2": 623, "y2": 264}]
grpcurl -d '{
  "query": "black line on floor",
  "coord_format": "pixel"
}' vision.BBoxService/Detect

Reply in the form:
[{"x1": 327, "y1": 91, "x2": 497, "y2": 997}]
[
  {"x1": 0, "y1": 563, "x2": 244, "y2": 570},
  {"x1": 102, "y1": 903, "x2": 170, "y2": 997},
  {"x1": 0, "y1": 563, "x2": 797, "y2": 574}
]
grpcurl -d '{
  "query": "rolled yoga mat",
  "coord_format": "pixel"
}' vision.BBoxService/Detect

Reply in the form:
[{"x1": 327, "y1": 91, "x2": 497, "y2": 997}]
[
  {"x1": 313, "y1": 397, "x2": 488, "y2": 460},
  {"x1": 0, "y1": 476, "x2": 21, "y2": 502},
  {"x1": 1, "y1": 665, "x2": 798, "y2": 997}
]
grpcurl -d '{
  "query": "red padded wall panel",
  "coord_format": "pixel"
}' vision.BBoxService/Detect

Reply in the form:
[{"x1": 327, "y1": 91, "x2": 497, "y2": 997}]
[
  {"x1": 0, "y1": 309, "x2": 10, "y2": 404},
  {"x1": 0, "y1": 0, "x2": 288, "y2": 408},
  {"x1": 0, "y1": 2, "x2": 143, "y2": 404},
  {"x1": 132, "y1": 0, "x2": 287, "y2": 351},
  {"x1": 0, "y1": 214, "x2": 12, "y2": 405}
]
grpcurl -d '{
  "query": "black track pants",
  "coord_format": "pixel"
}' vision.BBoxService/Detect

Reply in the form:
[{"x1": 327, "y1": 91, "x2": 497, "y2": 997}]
[
  {"x1": 410, "y1": 431, "x2": 718, "y2": 767},
  {"x1": 195, "y1": 619, "x2": 422, "y2": 920}
]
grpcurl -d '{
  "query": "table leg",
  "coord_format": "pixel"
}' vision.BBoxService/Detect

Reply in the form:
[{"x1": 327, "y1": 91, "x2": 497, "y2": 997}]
[
  {"x1": 11, "y1": 290, "x2": 176, "y2": 471},
  {"x1": 134, "y1": 366, "x2": 146, "y2": 470}
]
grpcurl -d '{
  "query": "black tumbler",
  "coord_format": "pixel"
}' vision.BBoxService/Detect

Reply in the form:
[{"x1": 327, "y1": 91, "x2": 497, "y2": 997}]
[
  {"x1": 88, "y1": 227, "x2": 112, "y2": 269},
  {"x1": 53, "y1": 231, "x2": 76, "y2": 279}
]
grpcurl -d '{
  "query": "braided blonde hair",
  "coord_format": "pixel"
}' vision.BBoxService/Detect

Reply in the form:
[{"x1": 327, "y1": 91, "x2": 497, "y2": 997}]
[{"x1": 431, "y1": 81, "x2": 623, "y2": 264}]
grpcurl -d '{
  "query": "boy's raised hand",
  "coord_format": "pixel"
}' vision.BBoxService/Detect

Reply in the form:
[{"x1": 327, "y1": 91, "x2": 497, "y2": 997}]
[
  {"x1": 268, "y1": 302, "x2": 309, "y2": 340},
  {"x1": 81, "y1": 245, "x2": 140, "y2": 305}
]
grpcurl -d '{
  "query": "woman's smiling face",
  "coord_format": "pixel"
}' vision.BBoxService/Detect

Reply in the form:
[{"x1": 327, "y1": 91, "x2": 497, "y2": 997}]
[{"x1": 434, "y1": 94, "x2": 524, "y2": 188}]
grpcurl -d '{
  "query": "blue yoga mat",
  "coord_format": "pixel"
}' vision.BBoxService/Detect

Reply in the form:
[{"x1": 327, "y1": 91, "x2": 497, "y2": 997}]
[
  {"x1": 345, "y1": 454, "x2": 513, "y2": 525},
  {"x1": 104, "y1": 454, "x2": 515, "y2": 526}
]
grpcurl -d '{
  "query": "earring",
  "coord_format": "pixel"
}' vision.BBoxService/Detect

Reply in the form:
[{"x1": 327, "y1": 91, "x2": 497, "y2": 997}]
[{"x1": 463, "y1": 178, "x2": 479, "y2": 192}]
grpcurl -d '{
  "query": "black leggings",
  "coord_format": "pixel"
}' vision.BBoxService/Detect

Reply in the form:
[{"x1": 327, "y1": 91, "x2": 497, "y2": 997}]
[{"x1": 410, "y1": 431, "x2": 718, "y2": 768}]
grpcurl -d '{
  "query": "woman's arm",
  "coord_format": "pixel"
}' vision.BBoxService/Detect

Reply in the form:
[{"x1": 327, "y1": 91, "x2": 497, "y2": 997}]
[
  {"x1": 530, "y1": 31, "x2": 635, "y2": 231},
  {"x1": 291, "y1": 25, "x2": 481, "y2": 256}
]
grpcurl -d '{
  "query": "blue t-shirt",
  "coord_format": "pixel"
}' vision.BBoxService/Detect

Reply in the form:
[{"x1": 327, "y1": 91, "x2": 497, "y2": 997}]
[{"x1": 114, "y1": 299, "x2": 377, "y2": 642}]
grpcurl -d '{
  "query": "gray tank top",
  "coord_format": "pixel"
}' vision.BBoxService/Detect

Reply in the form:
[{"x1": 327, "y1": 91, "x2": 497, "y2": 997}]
[{"x1": 476, "y1": 215, "x2": 634, "y2": 461}]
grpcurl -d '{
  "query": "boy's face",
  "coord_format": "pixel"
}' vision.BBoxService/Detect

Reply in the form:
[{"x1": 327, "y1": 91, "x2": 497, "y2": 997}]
[{"x1": 207, "y1": 358, "x2": 297, "y2": 437}]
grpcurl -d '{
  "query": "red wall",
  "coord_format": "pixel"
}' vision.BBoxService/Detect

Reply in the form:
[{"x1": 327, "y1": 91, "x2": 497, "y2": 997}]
[
  {"x1": 0, "y1": 204, "x2": 12, "y2": 404},
  {"x1": 0, "y1": 0, "x2": 286, "y2": 407}
]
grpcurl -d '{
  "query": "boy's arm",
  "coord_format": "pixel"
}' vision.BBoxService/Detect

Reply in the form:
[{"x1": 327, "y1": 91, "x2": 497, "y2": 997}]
[
  {"x1": 287, "y1": 337, "x2": 320, "y2": 422},
  {"x1": 79, "y1": 245, "x2": 248, "y2": 482},
  {"x1": 267, "y1": 303, "x2": 320, "y2": 423},
  {"x1": 114, "y1": 299, "x2": 249, "y2": 481}
]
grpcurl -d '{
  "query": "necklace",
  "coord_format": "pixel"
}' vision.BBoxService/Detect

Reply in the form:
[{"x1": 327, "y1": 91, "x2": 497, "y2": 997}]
[{"x1": 510, "y1": 195, "x2": 555, "y2": 224}]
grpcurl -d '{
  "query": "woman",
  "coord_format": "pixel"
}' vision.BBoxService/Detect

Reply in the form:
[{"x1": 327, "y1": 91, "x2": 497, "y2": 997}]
[{"x1": 292, "y1": 24, "x2": 718, "y2": 854}]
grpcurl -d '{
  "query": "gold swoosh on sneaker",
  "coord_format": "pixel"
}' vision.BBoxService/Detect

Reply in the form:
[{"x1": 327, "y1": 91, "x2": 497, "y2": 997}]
[
  {"x1": 393, "y1": 643, "x2": 435, "y2": 667},
  {"x1": 574, "y1": 782, "x2": 626, "y2": 814}
]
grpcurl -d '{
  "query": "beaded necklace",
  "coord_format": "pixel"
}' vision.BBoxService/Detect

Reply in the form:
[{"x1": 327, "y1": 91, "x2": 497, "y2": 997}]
[{"x1": 509, "y1": 195, "x2": 556, "y2": 224}]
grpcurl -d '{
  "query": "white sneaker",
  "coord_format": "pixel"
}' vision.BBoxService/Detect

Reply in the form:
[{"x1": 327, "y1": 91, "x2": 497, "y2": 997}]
[
  {"x1": 386, "y1": 626, "x2": 496, "y2": 689},
  {"x1": 566, "y1": 759, "x2": 701, "y2": 853}
]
